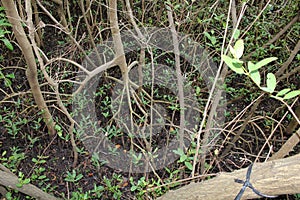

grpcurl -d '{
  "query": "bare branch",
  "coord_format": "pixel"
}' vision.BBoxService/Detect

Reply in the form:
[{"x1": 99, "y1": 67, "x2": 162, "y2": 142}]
[{"x1": 2, "y1": 0, "x2": 56, "y2": 135}]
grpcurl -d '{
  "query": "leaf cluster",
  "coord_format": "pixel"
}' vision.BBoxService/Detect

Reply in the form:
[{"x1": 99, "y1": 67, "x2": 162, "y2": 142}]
[
  {"x1": 0, "y1": 6, "x2": 13, "y2": 50},
  {"x1": 222, "y1": 39, "x2": 300, "y2": 100}
]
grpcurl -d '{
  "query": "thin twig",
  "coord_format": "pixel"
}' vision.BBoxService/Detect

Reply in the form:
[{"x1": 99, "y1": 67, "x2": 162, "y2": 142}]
[{"x1": 167, "y1": 4, "x2": 185, "y2": 149}]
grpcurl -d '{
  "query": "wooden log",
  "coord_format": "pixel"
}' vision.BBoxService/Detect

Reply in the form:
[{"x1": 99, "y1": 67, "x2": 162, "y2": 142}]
[
  {"x1": 0, "y1": 164, "x2": 59, "y2": 200},
  {"x1": 158, "y1": 153, "x2": 300, "y2": 200}
]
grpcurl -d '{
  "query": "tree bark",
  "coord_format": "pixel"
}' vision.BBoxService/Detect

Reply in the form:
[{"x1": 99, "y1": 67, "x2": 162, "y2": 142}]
[
  {"x1": 1, "y1": 0, "x2": 55, "y2": 135},
  {"x1": 285, "y1": 104, "x2": 300, "y2": 134},
  {"x1": 158, "y1": 153, "x2": 300, "y2": 200},
  {"x1": 0, "y1": 164, "x2": 59, "y2": 200},
  {"x1": 108, "y1": 0, "x2": 127, "y2": 73}
]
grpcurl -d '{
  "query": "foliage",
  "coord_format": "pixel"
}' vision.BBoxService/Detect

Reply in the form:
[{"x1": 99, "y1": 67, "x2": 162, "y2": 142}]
[
  {"x1": 65, "y1": 169, "x2": 83, "y2": 183},
  {"x1": 222, "y1": 39, "x2": 300, "y2": 100},
  {"x1": 173, "y1": 148, "x2": 194, "y2": 171},
  {"x1": 0, "y1": 0, "x2": 299, "y2": 199},
  {"x1": 16, "y1": 171, "x2": 31, "y2": 188},
  {"x1": 0, "y1": 6, "x2": 13, "y2": 50}
]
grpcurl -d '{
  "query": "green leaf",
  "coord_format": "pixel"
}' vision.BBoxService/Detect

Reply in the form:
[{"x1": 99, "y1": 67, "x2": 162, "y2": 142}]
[
  {"x1": 276, "y1": 88, "x2": 291, "y2": 97},
  {"x1": 210, "y1": 36, "x2": 216, "y2": 45},
  {"x1": 184, "y1": 161, "x2": 193, "y2": 171},
  {"x1": 75, "y1": 174, "x2": 83, "y2": 181},
  {"x1": 38, "y1": 159, "x2": 46, "y2": 164},
  {"x1": 174, "y1": 4, "x2": 181, "y2": 10},
  {"x1": 55, "y1": 124, "x2": 62, "y2": 131},
  {"x1": 1, "y1": 38, "x2": 13, "y2": 50},
  {"x1": 38, "y1": 175, "x2": 47, "y2": 180},
  {"x1": 283, "y1": 90, "x2": 300, "y2": 100},
  {"x1": 261, "y1": 87, "x2": 273, "y2": 93},
  {"x1": 222, "y1": 55, "x2": 245, "y2": 74},
  {"x1": 196, "y1": 87, "x2": 201, "y2": 95},
  {"x1": 233, "y1": 29, "x2": 240, "y2": 40},
  {"x1": 131, "y1": 185, "x2": 137, "y2": 191},
  {"x1": 0, "y1": 21, "x2": 12, "y2": 27},
  {"x1": 229, "y1": 45, "x2": 236, "y2": 58},
  {"x1": 0, "y1": 29, "x2": 11, "y2": 36},
  {"x1": 173, "y1": 148, "x2": 184, "y2": 156},
  {"x1": 247, "y1": 61, "x2": 255, "y2": 72},
  {"x1": 252, "y1": 57, "x2": 277, "y2": 71},
  {"x1": 180, "y1": 154, "x2": 187, "y2": 163},
  {"x1": 250, "y1": 70, "x2": 261, "y2": 86},
  {"x1": 266, "y1": 73, "x2": 276, "y2": 93},
  {"x1": 6, "y1": 73, "x2": 15, "y2": 79},
  {"x1": 204, "y1": 32, "x2": 211, "y2": 40},
  {"x1": 204, "y1": 31, "x2": 216, "y2": 45},
  {"x1": 4, "y1": 78, "x2": 11, "y2": 87},
  {"x1": 23, "y1": 178, "x2": 30, "y2": 184},
  {"x1": 233, "y1": 39, "x2": 244, "y2": 59}
]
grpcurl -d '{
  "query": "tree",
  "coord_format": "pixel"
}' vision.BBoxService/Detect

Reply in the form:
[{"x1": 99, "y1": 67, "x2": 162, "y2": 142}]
[
  {"x1": 1, "y1": 0, "x2": 55, "y2": 135},
  {"x1": 0, "y1": 0, "x2": 299, "y2": 199}
]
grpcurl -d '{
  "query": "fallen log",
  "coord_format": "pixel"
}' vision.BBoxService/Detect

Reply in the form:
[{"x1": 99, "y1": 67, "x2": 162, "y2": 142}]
[
  {"x1": 0, "y1": 164, "x2": 59, "y2": 200},
  {"x1": 158, "y1": 153, "x2": 300, "y2": 200}
]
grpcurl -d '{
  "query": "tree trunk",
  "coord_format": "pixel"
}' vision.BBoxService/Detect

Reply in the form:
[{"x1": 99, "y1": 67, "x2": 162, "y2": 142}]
[
  {"x1": 158, "y1": 153, "x2": 300, "y2": 200},
  {"x1": 1, "y1": 0, "x2": 55, "y2": 135}
]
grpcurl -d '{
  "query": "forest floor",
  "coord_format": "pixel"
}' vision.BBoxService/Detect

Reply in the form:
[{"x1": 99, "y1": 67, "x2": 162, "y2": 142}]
[{"x1": 0, "y1": 1, "x2": 300, "y2": 200}]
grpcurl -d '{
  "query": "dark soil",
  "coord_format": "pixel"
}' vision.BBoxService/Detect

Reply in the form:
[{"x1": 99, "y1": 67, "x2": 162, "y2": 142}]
[{"x1": 1, "y1": 1, "x2": 300, "y2": 200}]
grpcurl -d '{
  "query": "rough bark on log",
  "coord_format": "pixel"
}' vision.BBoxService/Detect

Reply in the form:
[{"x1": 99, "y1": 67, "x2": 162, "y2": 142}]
[
  {"x1": 0, "y1": 164, "x2": 59, "y2": 200},
  {"x1": 158, "y1": 153, "x2": 300, "y2": 200}
]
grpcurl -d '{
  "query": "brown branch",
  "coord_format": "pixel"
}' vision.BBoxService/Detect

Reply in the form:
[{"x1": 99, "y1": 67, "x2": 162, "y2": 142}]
[
  {"x1": 221, "y1": 97, "x2": 262, "y2": 157},
  {"x1": 269, "y1": 127, "x2": 300, "y2": 161},
  {"x1": 32, "y1": 0, "x2": 43, "y2": 47},
  {"x1": 269, "y1": 99, "x2": 300, "y2": 161},
  {"x1": 276, "y1": 39, "x2": 300, "y2": 77},
  {"x1": 278, "y1": 65, "x2": 300, "y2": 82},
  {"x1": 124, "y1": 0, "x2": 146, "y2": 91},
  {"x1": 79, "y1": 0, "x2": 98, "y2": 52},
  {"x1": 167, "y1": 5, "x2": 185, "y2": 149},
  {"x1": 57, "y1": 1, "x2": 68, "y2": 28},
  {"x1": 51, "y1": 0, "x2": 62, "y2": 6},
  {"x1": 199, "y1": 88, "x2": 223, "y2": 174},
  {"x1": 244, "y1": 13, "x2": 299, "y2": 60},
  {"x1": 285, "y1": 105, "x2": 300, "y2": 135},
  {"x1": 2, "y1": 0, "x2": 56, "y2": 135},
  {"x1": 231, "y1": 0, "x2": 237, "y2": 28},
  {"x1": 108, "y1": 0, "x2": 127, "y2": 73},
  {"x1": 266, "y1": 13, "x2": 299, "y2": 48},
  {"x1": 25, "y1": 0, "x2": 79, "y2": 166}
]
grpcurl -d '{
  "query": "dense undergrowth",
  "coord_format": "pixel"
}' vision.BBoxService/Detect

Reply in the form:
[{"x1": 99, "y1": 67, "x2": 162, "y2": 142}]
[{"x1": 0, "y1": 0, "x2": 300, "y2": 199}]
